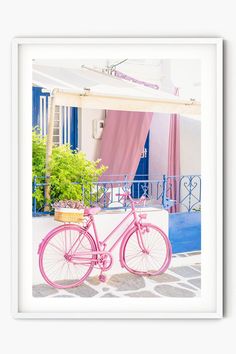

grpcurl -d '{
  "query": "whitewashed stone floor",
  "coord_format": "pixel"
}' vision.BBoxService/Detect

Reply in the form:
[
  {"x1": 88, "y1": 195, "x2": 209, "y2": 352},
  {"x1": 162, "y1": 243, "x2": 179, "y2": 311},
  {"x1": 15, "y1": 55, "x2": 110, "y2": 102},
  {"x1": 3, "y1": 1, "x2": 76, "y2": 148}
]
[{"x1": 33, "y1": 251, "x2": 201, "y2": 298}]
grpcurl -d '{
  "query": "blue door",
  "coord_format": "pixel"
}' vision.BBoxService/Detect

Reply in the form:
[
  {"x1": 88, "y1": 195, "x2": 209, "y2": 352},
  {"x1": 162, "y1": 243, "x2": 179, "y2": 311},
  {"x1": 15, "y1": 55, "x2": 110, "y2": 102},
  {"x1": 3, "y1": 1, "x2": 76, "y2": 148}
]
[
  {"x1": 32, "y1": 86, "x2": 79, "y2": 149},
  {"x1": 131, "y1": 132, "x2": 150, "y2": 198}
]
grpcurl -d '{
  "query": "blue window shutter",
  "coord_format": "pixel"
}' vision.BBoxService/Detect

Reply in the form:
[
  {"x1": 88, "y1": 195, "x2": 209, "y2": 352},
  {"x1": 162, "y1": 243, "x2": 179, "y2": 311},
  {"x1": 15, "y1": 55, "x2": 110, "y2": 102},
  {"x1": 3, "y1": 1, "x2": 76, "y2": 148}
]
[
  {"x1": 32, "y1": 87, "x2": 41, "y2": 128},
  {"x1": 32, "y1": 86, "x2": 79, "y2": 150},
  {"x1": 32, "y1": 86, "x2": 50, "y2": 134},
  {"x1": 70, "y1": 107, "x2": 79, "y2": 150}
]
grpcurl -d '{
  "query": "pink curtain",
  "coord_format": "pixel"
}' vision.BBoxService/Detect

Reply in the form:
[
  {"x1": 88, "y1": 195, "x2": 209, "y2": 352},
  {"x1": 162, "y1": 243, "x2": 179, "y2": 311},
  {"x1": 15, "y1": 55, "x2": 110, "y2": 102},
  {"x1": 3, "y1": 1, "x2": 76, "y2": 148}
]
[
  {"x1": 167, "y1": 88, "x2": 180, "y2": 213},
  {"x1": 99, "y1": 110, "x2": 152, "y2": 181}
]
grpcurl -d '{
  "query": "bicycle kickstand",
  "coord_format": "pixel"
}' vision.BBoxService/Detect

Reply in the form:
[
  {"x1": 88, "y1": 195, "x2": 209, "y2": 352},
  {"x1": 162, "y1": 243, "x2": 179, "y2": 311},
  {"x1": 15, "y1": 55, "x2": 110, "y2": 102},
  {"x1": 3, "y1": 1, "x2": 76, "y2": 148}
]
[{"x1": 98, "y1": 272, "x2": 107, "y2": 282}]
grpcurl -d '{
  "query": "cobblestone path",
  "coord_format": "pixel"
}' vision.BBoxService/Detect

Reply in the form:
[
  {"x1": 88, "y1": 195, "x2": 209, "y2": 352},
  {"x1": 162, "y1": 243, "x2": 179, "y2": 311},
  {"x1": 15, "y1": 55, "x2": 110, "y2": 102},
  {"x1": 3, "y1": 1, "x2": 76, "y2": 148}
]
[{"x1": 33, "y1": 252, "x2": 201, "y2": 298}]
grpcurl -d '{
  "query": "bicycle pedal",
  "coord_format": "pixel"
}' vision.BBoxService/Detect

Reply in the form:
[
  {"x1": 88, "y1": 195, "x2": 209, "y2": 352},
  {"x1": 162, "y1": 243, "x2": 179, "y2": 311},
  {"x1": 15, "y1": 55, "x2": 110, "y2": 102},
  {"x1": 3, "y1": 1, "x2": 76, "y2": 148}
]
[{"x1": 98, "y1": 274, "x2": 107, "y2": 282}]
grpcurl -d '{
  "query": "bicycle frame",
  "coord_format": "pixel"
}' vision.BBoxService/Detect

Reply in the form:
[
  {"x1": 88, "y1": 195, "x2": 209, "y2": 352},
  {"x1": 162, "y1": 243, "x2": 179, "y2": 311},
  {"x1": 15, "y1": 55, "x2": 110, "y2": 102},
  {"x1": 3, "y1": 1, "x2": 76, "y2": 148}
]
[
  {"x1": 67, "y1": 196, "x2": 148, "y2": 267},
  {"x1": 86, "y1": 208, "x2": 139, "y2": 253}
]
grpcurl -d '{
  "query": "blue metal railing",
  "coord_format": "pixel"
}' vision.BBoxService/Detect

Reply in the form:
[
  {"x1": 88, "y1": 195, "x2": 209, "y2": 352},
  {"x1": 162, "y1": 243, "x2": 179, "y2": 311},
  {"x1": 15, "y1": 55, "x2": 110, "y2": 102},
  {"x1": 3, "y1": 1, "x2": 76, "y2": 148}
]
[
  {"x1": 32, "y1": 174, "x2": 201, "y2": 216},
  {"x1": 166, "y1": 175, "x2": 201, "y2": 212}
]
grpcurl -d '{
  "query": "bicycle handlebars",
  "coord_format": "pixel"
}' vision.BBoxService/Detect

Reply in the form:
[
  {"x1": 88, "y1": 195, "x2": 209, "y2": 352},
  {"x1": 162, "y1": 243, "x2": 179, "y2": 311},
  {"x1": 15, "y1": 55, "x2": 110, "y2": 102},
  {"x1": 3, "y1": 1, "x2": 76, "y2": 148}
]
[{"x1": 115, "y1": 192, "x2": 146, "y2": 206}]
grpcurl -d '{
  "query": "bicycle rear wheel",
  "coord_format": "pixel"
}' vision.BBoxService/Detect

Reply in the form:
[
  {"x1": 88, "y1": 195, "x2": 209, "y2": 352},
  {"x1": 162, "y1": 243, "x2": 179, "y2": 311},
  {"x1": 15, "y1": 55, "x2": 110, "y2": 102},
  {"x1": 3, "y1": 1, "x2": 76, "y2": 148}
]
[
  {"x1": 121, "y1": 223, "x2": 172, "y2": 276},
  {"x1": 39, "y1": 224, "x2": 97, "y2": 289}
]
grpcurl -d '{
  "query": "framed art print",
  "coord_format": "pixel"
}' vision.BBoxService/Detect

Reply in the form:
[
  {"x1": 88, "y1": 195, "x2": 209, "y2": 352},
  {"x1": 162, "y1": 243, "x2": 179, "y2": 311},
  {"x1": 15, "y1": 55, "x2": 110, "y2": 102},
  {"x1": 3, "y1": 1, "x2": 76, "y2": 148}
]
[{"x1": 11, "y1": 37, "x2": 223, "y2": 318}]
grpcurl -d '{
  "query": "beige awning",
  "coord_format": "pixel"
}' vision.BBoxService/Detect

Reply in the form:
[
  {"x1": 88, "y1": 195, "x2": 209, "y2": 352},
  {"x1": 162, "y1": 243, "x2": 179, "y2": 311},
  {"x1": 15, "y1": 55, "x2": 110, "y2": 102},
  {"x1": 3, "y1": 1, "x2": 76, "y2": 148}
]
[{"x1": 32, "y1": 64, "x2": 201, "y2": 118}]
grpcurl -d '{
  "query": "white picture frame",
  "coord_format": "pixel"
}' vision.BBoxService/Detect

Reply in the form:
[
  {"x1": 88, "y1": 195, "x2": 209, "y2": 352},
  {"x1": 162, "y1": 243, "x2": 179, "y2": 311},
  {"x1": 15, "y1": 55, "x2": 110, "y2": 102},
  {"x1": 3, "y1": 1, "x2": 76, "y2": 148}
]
[{"x1": 11, "y1": 37, "x2": 223, "y2": 319}]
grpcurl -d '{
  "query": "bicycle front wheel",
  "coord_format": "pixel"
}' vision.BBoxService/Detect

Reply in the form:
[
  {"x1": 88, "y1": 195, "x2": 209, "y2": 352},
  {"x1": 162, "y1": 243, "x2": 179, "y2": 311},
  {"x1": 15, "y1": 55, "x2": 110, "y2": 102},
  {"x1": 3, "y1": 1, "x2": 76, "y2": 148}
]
[
  {"x1": 39, "y1": 224, "x2": 97, "y2": 289},
  {"x1": 121, "y1": 223, "x2": 172, "y2": 276}
]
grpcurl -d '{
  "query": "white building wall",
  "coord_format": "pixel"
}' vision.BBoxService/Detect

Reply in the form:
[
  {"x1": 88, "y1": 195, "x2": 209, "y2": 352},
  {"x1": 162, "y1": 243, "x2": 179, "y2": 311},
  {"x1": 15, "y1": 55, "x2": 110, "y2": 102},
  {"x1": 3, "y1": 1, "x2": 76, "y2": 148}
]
[
  {"x1": 148, "y1": 59, "x2": 201, "y2": 210},
  {"x1": 118, "y1": 59, "x2": 163, "y2": 85},
  {"x1": 149, "y1": 59, "x2": 201, "y2": 179},
  {"x1": 180, "y1": 116, "x2": 201, "y2": 175},
  {"x1": 149, "y1": 115, "x2": 201, "y2": 177},
  {"x1": 80, "y1": 108, "x2": 105, "y2": 161},
  {"x1": 148, "y1": 59, "x2": 172, "y2": 182},
  {"x1": 149, "y1": 113, "x2": 170, "y2": 179},
  {"x1": 179, "y1": 116, "x2": 201, "y2": 212}
]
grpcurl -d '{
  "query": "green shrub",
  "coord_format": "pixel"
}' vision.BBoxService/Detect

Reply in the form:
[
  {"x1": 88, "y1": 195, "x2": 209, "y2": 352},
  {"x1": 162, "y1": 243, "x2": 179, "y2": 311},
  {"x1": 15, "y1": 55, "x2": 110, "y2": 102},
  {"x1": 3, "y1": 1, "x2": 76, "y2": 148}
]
[
  {"x1": 32, "y1": 129, "x2": 47, "y2": 210},
  {"x1": 32, "y1": 130, "x2": 107, "y2": 210},
  {"x1": 32, "y1": 128, "x2": 46, "y2": 179},
  {"x1": 49, "y1": 144, "x2": 107, "y2": 206}
]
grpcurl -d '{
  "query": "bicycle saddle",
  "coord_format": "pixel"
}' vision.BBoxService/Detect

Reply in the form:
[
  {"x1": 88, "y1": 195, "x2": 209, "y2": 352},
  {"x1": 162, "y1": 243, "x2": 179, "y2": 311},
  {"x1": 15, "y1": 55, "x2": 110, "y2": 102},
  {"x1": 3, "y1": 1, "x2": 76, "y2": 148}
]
[{"x1": 84, "y1": 207, "x2": 101, "y2": 216}]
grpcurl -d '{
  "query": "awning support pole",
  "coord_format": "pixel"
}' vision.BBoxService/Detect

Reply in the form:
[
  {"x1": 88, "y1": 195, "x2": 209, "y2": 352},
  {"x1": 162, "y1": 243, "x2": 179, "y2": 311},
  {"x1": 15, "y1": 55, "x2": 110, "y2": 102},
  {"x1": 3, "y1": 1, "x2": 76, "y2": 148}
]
[{"x1": 44, "y1": 90, "x2": 56, "y2": 211}]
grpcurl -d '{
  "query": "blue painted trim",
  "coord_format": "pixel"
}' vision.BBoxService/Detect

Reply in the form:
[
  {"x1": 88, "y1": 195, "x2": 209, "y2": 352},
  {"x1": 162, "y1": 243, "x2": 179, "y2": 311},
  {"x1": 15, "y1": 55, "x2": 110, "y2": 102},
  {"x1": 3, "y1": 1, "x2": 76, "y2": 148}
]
[
  {"x1": 32, "y1": 87, "x2": 79, "y2": 149},
  {"x1": 169, "y1": 211, "x2": 201, "y2": 253},
  {"x1": 61, "y1": 106, "x2": 64, "y2": 143},
  {"x1": 32, "y1": 86, "x2": 50, "y2": 129},
  {"x1": 70, "y1": 107, "x2": 78, "y2": 150},
  {"x1": 132, "y1": 132, "x2": 150, "y2": 198}
]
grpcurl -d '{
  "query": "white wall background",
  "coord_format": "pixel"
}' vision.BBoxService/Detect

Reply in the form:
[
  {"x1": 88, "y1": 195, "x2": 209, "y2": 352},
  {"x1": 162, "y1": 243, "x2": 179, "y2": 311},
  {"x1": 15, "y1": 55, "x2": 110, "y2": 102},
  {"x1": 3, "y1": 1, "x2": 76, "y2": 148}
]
[
  {"x1": 80, "y1": 108, "x2": 104, "y2": 161},
  {"x1": 1, "y1": 2, "x2": 234, "y2": 354},
  {"x1": 149, "y1": 114, "x2": 201, "y2": 177},
  {"x1": 180, "y1": 117, "x2": 201, "y2": 175},
  {"x1": 149, "y1": 112, "x2": 170, "y2": 178},
  {"x1": 149, "y1": 59, "x2": 201, "y2": 179}
]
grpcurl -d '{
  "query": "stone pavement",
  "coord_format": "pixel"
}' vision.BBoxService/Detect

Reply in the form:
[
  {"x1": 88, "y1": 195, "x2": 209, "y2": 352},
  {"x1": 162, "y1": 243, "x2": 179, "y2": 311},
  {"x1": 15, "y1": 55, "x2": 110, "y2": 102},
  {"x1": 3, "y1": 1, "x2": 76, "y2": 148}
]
[{"x1": 33, "y1": 251, "x2": 201, "y2": 298}]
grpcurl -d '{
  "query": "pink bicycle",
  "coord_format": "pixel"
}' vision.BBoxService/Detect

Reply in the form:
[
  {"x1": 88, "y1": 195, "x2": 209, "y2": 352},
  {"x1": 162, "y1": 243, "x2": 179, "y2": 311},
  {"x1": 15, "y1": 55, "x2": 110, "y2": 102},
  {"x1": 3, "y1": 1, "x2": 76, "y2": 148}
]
[{"x1": 38, "y1": 192, "x2": 172, "y2": 289}]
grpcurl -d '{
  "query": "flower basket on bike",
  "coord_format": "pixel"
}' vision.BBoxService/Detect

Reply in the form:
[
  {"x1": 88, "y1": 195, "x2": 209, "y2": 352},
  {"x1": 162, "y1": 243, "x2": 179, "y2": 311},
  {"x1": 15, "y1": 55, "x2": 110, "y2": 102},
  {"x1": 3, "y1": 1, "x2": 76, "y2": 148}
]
[{"x1": 53, "y1": 200, "x2": 85, "y2": 223}]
